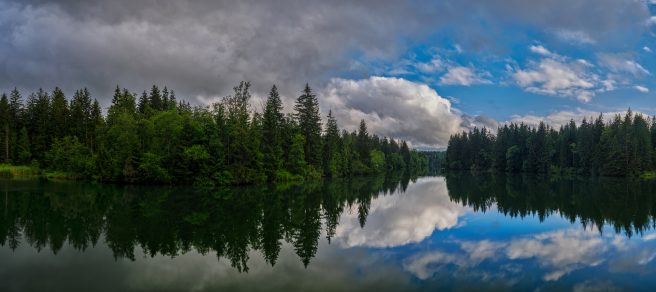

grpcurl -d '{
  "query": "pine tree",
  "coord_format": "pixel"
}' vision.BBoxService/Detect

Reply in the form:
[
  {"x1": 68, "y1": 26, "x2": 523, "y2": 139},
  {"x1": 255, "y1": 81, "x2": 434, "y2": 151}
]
[
  {"x1": 294, "y1": 84, "x2": 322, "y2": 169},
  {"x1": 162, "y1": 87, "x2": 170, "y2": 110},
  {"x1": 168, "y1": 90, "x2": 177, "y2": 110},
  {"x1": 16, "y1": 127, "x2": 30, "y2": 164},
  {"x1": 8, "y1": 88, "x2": 23, "y2": 162},
  {"x1": 50, "y1": 87, "x2": 69, "y2": 140},
  {"x1": 149, "y1": 85, "x2": 162, "y2": 111},
  {"x1": 0, "y1": 94, "x2": 9, "y2": 162},
  {"x1": 25, "y1": 89, "x2": 50, "y2": 161},
  {"x1": 261, "y1": 85, "x2": 284, "y2": 180},
  {"x1": 357, "y1": 119, "x2": 370, "y2": 164},
  {"x1": 323, "y1": 110, "x2": 341, "y2": 176},
  {"x1": 69, "y1": 88, "x2": 92, "y2": 147},
  {"x1": 138, "y1": 90, "x2": 149, "y2": 114}
]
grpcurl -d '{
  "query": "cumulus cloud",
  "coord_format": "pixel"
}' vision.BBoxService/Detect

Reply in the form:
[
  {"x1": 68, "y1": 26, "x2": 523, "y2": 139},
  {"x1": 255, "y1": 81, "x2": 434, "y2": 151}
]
[
  {"x1": 511, "y1": 45, "x2": 652, "y2": 103},
  {"x1": 553, "y1": 29, "x2": 596, "y2": 45},
  {"x1": 439, "y1": 66, "x2": 492, "y2": 86},
  {"x1": 320, "y1": 76, "x2": 464, "y2": 147},
  {"x1": 598, "y1": 53, "x2": 650, "y2": 77},
  {"x1": 644, "y1": 46, "x2": 652, "y2": 53},
  {"x1": 529, "y1": 45, "x2": 553, "y2": 56},
  {"x1": 404, "y1": 228, "x2": 627, "y2": 282},
  {"x1": 635, "y1": 85, "x2": 649, "y2": 93},
  {"x1": 508, "y1": 108, "x2": 646, "y2": 128},
  {"x1": 648, "y1": 16, "x2": 656, "y2": 26},
  {"x1": 513, "y1": 57, "x2": 598, "y2": 102},
  {"x1": 333, "y1": 177, "x2": 468, "y2": 248},
  {"x1": 506, "y1": 229, "x2": 607, "y2": 281}
]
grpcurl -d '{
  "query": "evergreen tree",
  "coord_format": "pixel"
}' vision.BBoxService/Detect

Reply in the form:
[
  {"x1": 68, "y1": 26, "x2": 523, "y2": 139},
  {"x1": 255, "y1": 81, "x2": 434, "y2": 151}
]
[
  {"x1": 261, "y1": 85, "x2": 284, "y2": 181},
  {"x1": 0, "y1": 94, "x2": 9, "y2": 162},
  {"x1": 294, "y1": 84, "x2": 322, "y2": 170},
  {"x1": 16, "y1": 127, "x2": 30, "y2": 164},
  {"x1": 149, "y1": 85, "x2": 162, "y2": 111},
  {"x1": 322, "y1": 110, "x2": 341, "y2": 176},
  {"x1": 138, "y1": 90, "x2": 149, "y2": 114},
  {"x1": 357, "y1": 119, "x2": 370, "y2": 164},
  {"x1": 50, "y1": 87, "x2": 69, "y2": 140}
]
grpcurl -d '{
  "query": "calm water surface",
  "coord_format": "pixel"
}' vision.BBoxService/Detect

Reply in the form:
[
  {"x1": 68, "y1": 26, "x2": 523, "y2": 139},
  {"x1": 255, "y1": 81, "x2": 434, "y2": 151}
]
[{"x1": 1, "y1": 174, "x2": 656, "y2": 291}]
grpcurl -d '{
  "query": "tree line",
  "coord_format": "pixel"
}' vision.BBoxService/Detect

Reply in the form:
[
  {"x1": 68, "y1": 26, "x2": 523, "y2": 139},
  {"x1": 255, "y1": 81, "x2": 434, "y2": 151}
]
[
  {"x1": 446, "y1": 110, "x2": 656, "y2": 176},
  {"x1": 0, "y1": 82, "x2": 428, "y2": 185}
]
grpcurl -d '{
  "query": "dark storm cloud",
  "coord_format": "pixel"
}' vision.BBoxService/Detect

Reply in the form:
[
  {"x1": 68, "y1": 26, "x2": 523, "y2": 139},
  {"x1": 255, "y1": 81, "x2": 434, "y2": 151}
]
[
  {"x1": 0, "y1": 0, "x2": 447, "y2": 104},
  {"x1": 0, "y1": 0, "x2": 649, "y2": 103},
  {"x1": 0, "y1": 0, "x2": 651, "y2": 147}
]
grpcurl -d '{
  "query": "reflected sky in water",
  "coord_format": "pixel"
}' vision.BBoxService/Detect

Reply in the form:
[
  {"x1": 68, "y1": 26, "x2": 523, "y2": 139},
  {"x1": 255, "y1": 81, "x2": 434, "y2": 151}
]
[{"x1": 2, "y1": 175, "x2": 656, "y2": 291}]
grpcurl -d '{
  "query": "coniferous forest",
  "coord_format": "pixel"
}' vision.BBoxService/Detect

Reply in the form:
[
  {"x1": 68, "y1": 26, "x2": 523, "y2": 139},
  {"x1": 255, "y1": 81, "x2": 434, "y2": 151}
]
[
  {"x1": 445, "y1": 110, "x2": 656, "y2": 177},
  {"x1": 0, "y1": 82, "x2": 430, "y2": 186}
]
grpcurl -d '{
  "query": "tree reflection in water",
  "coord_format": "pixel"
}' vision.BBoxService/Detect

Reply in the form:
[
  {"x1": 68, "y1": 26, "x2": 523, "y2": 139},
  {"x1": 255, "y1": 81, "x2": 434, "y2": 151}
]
[
  {"x1": 446, "y1": 173, "x2": 656, "y2": 237},
  {"x1": 0, "y1": 173, "x2": 415, "y2": 272}
]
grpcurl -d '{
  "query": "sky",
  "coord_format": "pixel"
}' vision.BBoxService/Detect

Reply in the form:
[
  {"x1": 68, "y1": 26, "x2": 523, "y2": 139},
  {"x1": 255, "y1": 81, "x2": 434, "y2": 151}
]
[{"x1": 1, "y1": 0, "x2": 656, "y2": 148}]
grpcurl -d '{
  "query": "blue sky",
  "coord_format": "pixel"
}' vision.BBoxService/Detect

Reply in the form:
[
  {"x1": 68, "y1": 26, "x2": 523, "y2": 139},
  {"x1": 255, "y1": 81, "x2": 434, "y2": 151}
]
[{"x1": 1, "y1": 0, "x2": 656, "y2": 147}]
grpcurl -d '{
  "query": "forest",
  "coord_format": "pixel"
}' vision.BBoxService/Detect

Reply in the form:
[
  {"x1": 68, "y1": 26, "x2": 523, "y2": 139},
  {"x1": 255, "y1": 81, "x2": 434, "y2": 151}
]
[
  {"x1": 445, "y1": 110, "x2": 656, "y2": 177},
  {"x1": 0, "y1": 82, "x2": 430, "y2": 186}
]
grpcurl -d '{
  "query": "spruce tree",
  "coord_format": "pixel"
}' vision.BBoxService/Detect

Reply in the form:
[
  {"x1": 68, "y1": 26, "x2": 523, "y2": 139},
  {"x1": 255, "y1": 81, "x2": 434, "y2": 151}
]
[
  {"x1": 323, "y1": 110, "x2": 341, "y2": 176},
  {"x1": 0, "y1": 94, "x2": 9, "y2": 162},
  {"x1": 261, "y1": 85, "x2": 284, "y2": 180},
  {"x1": 50, "y1": 87, "x2": 69, "y2": 140},
  {"x1": 357, "y1": 119, "x2": 370, "y2": 164},
  {"x1": 294, "y1": 84, "x2": 322, "y2": 169},
  {"x1": 16, "y1": 127, "x2": 30, "y2": 164},
  {"x1": 149, "y1": 85, "x2": 162, "y2": 111}
]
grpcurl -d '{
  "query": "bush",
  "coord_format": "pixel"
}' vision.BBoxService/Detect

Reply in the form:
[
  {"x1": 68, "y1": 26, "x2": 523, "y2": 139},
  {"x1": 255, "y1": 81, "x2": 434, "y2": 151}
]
[
  {"x1": 45, "y1": 136, "x2": 94, "y2": 177},
  {"x1": 138, "y1": 152, "x2": 171, "y2": 184},
  {"x1": 274, "y1": 170, "x2": 304, "y2": 182},
  {"x1": 0, "y1": 164, "x2": 40, "y2": 178}
]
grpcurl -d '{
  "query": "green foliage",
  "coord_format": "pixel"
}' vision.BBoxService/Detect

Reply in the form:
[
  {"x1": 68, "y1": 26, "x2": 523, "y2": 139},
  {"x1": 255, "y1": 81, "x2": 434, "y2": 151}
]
[
  {"x1": 295, "y1": 84, "x2": 322, "y2": 169},
  {"x1": 446, "y1": 110, "x2": 656, "y2": 177},
  {"x1": 139, "y1": 152, "x2": 170, "y2": 183},
  {"x1": 0, "y1": 83, "x2": 431, "y2": 185},
  {"x1": 45, "y1": 136, "x2": 94, "y2": 176},
  {"x1": 16, "y1": 127, "x2": 31, "y2": 164},
  {"x1": 0, "y1": 164, "x2": 40, "y2": 178}
]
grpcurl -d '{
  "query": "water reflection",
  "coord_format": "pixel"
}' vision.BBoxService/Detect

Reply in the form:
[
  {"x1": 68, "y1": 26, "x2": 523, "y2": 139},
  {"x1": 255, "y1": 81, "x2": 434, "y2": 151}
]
[
  {"x1": 446, "y1": 173, "x2": 656, "y2": 236},
  {"x1": 3, "y1": 174, "x2": 656, "y2": 290},
  {"x1": 0, "y1": 174, "x2": 416, "y2": 272}
]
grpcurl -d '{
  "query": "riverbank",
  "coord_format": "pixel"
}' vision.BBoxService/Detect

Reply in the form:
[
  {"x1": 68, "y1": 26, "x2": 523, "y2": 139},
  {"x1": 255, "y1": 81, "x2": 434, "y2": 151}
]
[{"x1": 0, "y1": 164, "x2": 84, "y2": 181}]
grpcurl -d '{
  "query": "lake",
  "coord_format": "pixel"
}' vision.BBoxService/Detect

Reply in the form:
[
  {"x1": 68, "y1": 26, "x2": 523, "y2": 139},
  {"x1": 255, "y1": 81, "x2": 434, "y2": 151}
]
[{"x1": 1, "y1": 174, "x2": 656, "y2": 291}]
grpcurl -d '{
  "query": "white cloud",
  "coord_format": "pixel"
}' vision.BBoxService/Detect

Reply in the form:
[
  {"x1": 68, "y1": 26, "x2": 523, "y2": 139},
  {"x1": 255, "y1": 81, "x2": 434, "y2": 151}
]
[
  {"x1": 333, "y1": 177, "x2": 468, "y2": 248},
  {"x1": 513, "y1": 57, "x2": 597, "y2": 102},
  {"x1": 598, "y1": 53, "x2": 650, "y2": 77},
  {"x1": 509, "y1": 108, "x2": 645, "y2": 128},
  {"x1": 513, "y1": 46, "x2": 653, "y2": 102},
  {"x1": 644, "y1": 46, "x2": 652, "y2": 53},
  {"x1": 439, "y1": 66, "x2": 492, "y2": 86},
  {"x1": 554, "y1": 29, "x2": 596, "y2": 45},
  {"x1": 529, "y1": 45, "x2": 552, "y2": 56},
  {"x1": 403, "y1": 228, "x2": 624, "y2": 282},
  {"x1": 506, "y1": 229, "x2": 607, "y2": 281},
  {"x1": 320, "y1": 76, "x2": 464, "y2": 147},
  {"x1": 647, "y1": 16, "x2": 656, "y2": 26},
  {"x1": 415, "y1": 57, "x2": 444, "y2": 73},
  {"x1": 635, "y1": 85, "x2": 649, "y2": 93}
]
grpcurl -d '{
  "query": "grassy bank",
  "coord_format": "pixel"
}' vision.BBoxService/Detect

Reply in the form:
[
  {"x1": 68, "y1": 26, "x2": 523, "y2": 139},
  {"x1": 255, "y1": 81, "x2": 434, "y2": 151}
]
[
  {"x1": 0, "y1": 164, "x2": 81, "y2": 181},
  {"x1": 0, "y1": 164, "x2": 42, "y2": 178}
]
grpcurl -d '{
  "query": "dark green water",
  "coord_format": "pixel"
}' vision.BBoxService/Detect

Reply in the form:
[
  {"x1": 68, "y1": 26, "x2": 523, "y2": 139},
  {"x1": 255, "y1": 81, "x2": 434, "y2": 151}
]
[{"x1": 2, "y1": 174, "x2": 656, "y2": 291}]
